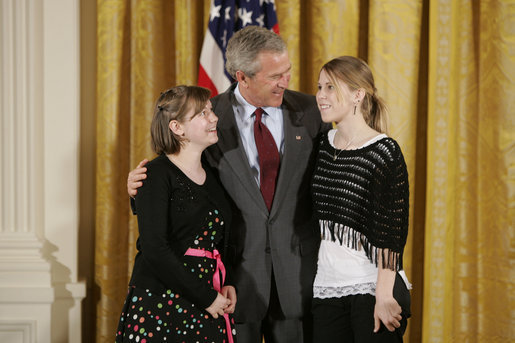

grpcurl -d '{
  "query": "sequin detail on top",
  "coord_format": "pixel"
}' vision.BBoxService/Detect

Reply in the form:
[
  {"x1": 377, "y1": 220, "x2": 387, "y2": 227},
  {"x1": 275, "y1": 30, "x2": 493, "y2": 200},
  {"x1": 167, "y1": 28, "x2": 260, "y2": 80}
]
[
  {"x1": 170, "y1": 174, "x2": 196, "y2": 213},
  {"x1": 116, "y1": 210, "x2": 236, "y2": 342}
]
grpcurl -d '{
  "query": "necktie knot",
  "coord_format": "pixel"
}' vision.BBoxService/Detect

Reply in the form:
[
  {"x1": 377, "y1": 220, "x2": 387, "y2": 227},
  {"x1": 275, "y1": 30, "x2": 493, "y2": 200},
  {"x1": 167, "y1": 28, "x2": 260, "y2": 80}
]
[{"x1": 254, "y1": 107, "x2": 264, "y2": 122}]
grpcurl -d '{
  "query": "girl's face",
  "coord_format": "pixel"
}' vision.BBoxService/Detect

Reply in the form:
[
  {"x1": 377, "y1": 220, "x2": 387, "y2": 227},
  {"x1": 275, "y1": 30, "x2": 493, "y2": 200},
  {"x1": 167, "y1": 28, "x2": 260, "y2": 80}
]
[
  {"x1": 316, "y1": 69, "x2": 357, "y2": 124},
  {"x1": 177, "y1": 100, "x2": 219, "y2": 149}
]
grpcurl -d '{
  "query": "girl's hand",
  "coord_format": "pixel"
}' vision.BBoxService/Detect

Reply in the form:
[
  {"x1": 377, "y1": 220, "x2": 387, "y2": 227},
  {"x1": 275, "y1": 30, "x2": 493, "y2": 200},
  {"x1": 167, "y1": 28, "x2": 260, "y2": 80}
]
[
  {"x1": 374, "y1": 295, "x2": 402, "y2": 332},
  {"x1": 374, "y1": 265, "x2": 402, "y2": 332},
  {"x1": 221, "y1": 285, "x2": 237, "y2": 313},
  {"x1": 205, "y1": 293, "x2": 231, "y2": 319}
]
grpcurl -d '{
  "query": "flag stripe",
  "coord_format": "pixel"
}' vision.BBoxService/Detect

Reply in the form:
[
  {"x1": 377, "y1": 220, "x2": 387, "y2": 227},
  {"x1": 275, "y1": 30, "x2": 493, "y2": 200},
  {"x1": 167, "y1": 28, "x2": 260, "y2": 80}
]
[
  {"x1": 198, "y1": 64, "x2": 219, "y2": 97},
  {"x1": 199, "y1": 31, "x2": 231, "y2": 94}
]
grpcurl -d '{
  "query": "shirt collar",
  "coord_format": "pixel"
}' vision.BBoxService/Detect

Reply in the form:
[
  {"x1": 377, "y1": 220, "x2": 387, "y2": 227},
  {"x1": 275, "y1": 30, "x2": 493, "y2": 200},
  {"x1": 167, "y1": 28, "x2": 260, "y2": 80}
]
[{"x1": 234, "y1": 83, "x2": 281, "y2": 120}]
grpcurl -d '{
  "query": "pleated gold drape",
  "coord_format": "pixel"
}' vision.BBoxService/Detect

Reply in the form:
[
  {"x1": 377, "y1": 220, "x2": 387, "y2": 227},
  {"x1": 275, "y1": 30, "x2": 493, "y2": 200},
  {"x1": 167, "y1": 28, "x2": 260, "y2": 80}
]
[
  {"x1": 423, "y1": 1, "x2": 514, "y2": 342},
  {"x1": 94, "y1": 1, "x2": 514, "y2": 342}
]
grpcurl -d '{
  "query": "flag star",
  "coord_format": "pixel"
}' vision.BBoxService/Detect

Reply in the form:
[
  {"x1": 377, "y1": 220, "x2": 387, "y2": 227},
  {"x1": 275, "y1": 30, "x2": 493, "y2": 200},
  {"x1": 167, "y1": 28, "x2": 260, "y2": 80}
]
[
  {"x1": 238, "y1": 8, "x2": 253, "y2": 26},
  {"x1": 224, "y1": 6, "x2": 231, "y2": 21},
  {"x1": 210, "y1": 3, "x2": 221, "y2": 21},
  {"x1": 256, "y1": 14, "x2": 265, "y2": 27}
]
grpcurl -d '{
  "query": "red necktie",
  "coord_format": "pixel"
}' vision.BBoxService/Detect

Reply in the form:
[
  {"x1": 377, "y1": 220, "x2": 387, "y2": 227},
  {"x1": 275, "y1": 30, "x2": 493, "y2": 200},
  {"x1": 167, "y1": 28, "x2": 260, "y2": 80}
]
[{"x1": 253, "y1": 108, "x2": 280, "y2": 211}]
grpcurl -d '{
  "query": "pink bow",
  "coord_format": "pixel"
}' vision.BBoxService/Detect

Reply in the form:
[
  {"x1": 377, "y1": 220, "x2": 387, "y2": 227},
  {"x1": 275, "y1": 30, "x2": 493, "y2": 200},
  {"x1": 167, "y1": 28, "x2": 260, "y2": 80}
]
[{"x1": 184, "y1": 248, "x2": 234, "y2": 343}]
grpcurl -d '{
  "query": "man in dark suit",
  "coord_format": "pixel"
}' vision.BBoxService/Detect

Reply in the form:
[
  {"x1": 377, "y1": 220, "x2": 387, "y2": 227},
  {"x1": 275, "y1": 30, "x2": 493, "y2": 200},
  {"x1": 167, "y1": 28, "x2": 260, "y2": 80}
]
[{"x1": 128, "y1": 26, "x2": 328, "y2": 343}]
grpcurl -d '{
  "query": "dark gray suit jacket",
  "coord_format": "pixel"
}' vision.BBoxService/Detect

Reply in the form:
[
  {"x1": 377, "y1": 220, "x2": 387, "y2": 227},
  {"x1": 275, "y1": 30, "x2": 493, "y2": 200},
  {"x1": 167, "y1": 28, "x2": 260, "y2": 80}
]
[{"x1": 204, "y1": 83, "x2": 328, "y2": 322}]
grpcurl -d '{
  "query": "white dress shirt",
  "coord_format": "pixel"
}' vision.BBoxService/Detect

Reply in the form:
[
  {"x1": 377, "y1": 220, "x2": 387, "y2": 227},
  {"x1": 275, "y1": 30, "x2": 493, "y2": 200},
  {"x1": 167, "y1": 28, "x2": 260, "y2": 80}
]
[{"x1": 232, "y1": 83, "x2": 284, "y2": 186}]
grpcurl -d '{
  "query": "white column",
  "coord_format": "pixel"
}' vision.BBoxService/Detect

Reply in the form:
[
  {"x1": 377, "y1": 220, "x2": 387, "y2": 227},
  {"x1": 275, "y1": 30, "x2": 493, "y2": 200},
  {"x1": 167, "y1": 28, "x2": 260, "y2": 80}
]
[{"x1": 0, "y1": 0, "x2": 86, "y2": 342}]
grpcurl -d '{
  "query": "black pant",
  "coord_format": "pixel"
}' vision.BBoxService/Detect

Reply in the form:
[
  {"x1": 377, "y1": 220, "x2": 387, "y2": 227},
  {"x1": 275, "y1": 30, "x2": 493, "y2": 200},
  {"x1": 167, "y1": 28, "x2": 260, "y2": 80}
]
[
  {"x1": 312, "y1": 275, "x2": 411, "y2": 343},
  {"x1": 235, "y1": 271, "x2": 312, "y2": 343}
]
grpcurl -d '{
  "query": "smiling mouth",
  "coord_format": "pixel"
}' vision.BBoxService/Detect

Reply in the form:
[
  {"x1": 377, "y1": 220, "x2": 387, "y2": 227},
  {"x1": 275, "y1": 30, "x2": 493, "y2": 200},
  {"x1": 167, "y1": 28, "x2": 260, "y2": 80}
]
[{"x1": 319, "y1": 104, "x2": 331, "y2": 110}]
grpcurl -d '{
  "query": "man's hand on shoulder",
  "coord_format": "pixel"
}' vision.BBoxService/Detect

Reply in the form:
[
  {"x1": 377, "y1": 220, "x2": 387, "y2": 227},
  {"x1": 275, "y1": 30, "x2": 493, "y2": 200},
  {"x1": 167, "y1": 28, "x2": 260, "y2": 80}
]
[{"x1": 128, "y1": 159, "x2": 148, "y2": 197}]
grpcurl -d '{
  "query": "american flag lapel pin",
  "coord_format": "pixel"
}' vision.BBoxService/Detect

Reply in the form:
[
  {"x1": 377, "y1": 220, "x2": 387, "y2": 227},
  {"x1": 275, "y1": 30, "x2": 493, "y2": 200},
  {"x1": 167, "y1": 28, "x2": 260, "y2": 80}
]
[{"x1": 296, "y1": 135, "x2": 301, "y2": 140}]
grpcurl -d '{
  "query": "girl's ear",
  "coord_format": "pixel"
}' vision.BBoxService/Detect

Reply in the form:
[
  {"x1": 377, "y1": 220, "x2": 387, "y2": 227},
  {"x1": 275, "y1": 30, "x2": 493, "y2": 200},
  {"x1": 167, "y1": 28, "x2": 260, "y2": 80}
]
[
  {"x1": 355, "y1": 88, "x2": 366, "y2": 102},
  {"x1": 169, "y1": 120, "x2": 183, "y2": 136}
]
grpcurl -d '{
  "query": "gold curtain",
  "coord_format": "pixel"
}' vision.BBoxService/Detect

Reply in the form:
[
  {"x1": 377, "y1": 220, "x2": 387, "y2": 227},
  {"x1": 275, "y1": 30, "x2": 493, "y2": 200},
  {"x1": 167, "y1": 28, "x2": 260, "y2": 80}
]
[
  {"x1": 94, "y1": 0, "x2": 514, "y2": 342},
  {"x1": 423, "y1": 1, "x2": 514, "y2": 341}
]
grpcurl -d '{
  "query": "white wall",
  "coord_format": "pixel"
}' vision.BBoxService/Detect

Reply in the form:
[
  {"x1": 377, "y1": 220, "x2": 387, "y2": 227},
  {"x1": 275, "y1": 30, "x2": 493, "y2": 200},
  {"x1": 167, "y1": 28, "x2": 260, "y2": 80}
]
[{"x1": 0, "y1": 0, "x2": 86, "y2": 342}]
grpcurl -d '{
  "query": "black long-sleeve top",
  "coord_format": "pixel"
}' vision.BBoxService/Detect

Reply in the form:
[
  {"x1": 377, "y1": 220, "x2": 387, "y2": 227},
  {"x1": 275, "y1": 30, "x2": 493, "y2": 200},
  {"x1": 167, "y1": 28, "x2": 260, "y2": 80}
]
[
  {"x1": 129, "y1": 154, "x2": 232, "y2": 309},
  {"x1": 311, "y1": 131, "x2": 409, "y2": 271}
]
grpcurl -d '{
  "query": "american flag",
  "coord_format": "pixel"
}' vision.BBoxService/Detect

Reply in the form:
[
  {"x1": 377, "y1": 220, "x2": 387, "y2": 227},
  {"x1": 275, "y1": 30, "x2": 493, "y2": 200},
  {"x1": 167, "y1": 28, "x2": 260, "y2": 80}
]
[{"x1": 198, "y1": 0, "x2": 279, "y2": 97}]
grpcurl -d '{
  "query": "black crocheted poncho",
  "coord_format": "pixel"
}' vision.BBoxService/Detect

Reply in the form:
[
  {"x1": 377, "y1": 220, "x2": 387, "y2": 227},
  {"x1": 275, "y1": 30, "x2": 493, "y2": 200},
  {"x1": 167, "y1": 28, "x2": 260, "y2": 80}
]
[{"x1": 311, "y1": 131, "x2": 409, "y2": 271}]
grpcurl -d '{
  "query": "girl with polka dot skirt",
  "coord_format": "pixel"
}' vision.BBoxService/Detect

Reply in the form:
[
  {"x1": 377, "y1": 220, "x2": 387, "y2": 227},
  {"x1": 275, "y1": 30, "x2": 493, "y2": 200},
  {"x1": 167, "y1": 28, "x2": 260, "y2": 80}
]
[{"x1": 116, "y1": 86, "x2": 236, "y2": 343}]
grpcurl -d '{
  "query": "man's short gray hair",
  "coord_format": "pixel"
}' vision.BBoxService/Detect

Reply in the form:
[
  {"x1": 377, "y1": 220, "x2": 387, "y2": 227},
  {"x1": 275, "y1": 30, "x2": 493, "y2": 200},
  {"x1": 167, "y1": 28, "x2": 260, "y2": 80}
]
[{"x1": 225, "y1": 26, "x2": 287, "y2": 79}]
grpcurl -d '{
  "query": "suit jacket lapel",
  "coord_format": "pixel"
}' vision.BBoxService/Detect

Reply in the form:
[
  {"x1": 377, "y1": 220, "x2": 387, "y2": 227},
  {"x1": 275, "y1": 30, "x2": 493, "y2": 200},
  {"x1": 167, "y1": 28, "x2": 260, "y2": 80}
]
[{"x1": 270, "y1": 92, "x2": 306, "y2": 217}]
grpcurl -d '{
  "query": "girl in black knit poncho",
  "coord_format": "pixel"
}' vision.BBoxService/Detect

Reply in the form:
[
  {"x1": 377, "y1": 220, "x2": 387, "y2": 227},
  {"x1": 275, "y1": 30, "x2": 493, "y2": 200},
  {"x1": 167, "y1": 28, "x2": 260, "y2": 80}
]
[{"x1": 311, "y1": 56, "x2": 411, "y2": 343}]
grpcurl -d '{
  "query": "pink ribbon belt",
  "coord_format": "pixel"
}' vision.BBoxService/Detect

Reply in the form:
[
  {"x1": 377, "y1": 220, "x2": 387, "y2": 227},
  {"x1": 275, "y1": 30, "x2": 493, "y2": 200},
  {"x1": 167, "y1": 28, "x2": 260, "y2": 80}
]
[{"x1": 184, "y1": 248, "x2": 234, "y2": 343}]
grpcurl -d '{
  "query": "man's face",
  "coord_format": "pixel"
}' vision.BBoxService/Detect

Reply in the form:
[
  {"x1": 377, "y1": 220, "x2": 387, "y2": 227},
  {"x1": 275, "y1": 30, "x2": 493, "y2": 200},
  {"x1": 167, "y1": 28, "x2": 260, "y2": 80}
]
[{"x1": 238, "y1": 51, "x2": 291, "y2": 108}]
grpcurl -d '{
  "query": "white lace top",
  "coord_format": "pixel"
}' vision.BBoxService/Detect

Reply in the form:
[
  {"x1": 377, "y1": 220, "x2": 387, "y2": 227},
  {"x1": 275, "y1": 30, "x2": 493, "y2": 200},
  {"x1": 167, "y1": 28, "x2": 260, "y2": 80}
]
[{"x1": 313, "y1": 130, "x2": 411, "y2": 299}]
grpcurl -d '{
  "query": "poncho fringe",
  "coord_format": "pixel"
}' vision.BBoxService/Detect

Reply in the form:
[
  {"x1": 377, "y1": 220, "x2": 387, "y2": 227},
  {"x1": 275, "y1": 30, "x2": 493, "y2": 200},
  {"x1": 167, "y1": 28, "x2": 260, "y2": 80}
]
[{"x1": 320, "y1": 219, "x2": 402, "y2": 271}]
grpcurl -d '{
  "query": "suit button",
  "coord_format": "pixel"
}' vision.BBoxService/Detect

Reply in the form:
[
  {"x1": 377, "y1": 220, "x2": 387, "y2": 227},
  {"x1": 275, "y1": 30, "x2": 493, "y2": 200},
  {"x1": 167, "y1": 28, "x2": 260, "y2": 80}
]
[
  {"x1": 269, "y1": 219, "x2": 274, "y2": 225},
  {"x1": 265, "y1": 247, "x2": 271, "y2": 253}
]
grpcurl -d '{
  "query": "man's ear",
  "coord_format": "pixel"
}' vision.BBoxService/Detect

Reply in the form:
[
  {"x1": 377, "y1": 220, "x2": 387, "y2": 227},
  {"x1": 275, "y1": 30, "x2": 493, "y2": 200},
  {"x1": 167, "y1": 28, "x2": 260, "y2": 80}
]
[
  {"x1": 235, "y1": 70, "x2": 248, "y2": 87},
  {"x1": 169, "y1": 120, "x2": 183, "y2": 136}
]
